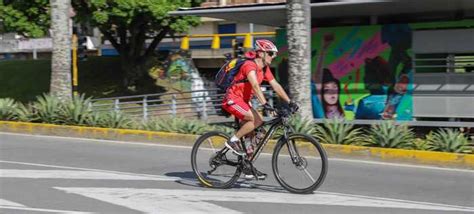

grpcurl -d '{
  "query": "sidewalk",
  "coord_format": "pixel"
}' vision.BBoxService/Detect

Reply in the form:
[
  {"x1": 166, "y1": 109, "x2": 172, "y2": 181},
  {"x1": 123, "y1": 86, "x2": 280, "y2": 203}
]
[{"x1": 1, "y1": 121, "x2": 472, "y2": 169}]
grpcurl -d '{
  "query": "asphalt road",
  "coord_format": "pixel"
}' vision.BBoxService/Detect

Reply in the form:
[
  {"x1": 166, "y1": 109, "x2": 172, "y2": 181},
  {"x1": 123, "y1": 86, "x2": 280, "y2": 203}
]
[{"x1": 1, "y1": 132, "x2": 473, "y2": 214}]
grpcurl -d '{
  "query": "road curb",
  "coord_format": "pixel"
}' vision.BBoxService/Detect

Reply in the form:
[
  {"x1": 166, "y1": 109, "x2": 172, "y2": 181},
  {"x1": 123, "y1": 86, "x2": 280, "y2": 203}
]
[{"x1": 0, "y1": 121, "x2": 472, "y2": 169}]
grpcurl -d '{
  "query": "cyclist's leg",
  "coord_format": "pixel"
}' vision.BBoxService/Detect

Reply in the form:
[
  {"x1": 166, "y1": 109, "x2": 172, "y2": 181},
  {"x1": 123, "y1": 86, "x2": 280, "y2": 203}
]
[
  {"x1": 222, "y1": 105, "x2": 267, "y2": 179},
  {"x1": 222, "y1": 100, "x2": 253, "y2": 155},
  {"x1": 240, "y1": 108, "x2": 267, "y2": 180},
  {"x1": 250, "y1": 108, "x2": 263, "y2": 128},
  {"x1": 235, "y1": 114, "x2": 258, "y2": 138}
]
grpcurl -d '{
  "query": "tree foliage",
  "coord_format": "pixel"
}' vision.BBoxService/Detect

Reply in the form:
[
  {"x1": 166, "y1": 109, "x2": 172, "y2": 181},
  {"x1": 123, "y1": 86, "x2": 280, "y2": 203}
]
[
  {"x1": 74, "y1": 0, "x2": 200, "y2": 55},
  {"x1": 0, "y1": 0, "x2": 51, "y2": 37}
]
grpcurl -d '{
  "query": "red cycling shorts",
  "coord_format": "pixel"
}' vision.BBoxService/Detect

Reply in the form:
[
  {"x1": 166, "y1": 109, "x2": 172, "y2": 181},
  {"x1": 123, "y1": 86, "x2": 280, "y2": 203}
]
[{"x1": 222, "y1": 98, "x2": 250, "y2": 120}]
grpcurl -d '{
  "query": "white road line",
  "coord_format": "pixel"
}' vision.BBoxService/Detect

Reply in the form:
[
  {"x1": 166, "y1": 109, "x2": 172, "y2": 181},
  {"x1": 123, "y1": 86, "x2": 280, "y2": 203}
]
[
  {"x1": 330, "y1": 157, "x2": 474, "y2": 173},
  {"x1": 0, "y1": 160, "x2": 179, "y2": 181},
  {"x1": 0, "y1": 199, "x2": 92, "y2": 214},
  {"x1": 0, "y1": 169, "x2": 175, "y2": 181},
  {"x1": 1, "y1": 132, "x2": 473, "y2": 173},
  {"x1": 0, "y1": 199, "x2": 25, "y2": 207},
  {"x1": 0, "y1": 206, "x2": 93, "y2": 214},
  {"x1": 55, "y1": 187, "x2": 474, "y2": 213}
]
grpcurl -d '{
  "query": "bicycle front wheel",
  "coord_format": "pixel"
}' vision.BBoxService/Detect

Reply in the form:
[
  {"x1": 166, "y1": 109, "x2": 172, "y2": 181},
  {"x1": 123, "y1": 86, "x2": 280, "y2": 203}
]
[
  {"x1": 272, "y1": 133, "x2": 328, "y2": 194},
  {"x1": 191, "y1": 131, "x2": 242, "y2": 189}
]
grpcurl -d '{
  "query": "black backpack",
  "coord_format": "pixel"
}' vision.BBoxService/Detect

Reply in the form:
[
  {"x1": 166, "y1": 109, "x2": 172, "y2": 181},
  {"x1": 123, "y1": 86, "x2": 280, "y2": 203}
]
[{"x1": 215, "y1": 58, "x2": 248, "y2": 91}]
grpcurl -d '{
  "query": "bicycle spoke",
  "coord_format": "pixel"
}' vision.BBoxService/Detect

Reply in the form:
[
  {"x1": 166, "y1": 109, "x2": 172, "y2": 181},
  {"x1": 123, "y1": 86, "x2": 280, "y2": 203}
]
[
  {"x1": 206, "y1": 138, "x2": 216, "y2": 153},
  {"x1": 302, "y1": 168, "x2": 316, "y2": 183}
]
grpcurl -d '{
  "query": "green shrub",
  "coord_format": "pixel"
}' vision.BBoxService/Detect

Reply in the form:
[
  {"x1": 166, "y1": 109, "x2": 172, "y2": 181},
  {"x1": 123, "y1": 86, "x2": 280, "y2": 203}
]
[
  {"x1": 364, "y1": 121, "x2": 415, "y2": 149},
  {"x1": 144, "y1": 117, "x2": 210, "y2": 135},
  {"x1": 211, "y1": 124, "x2": 234, "y2": 136},
  {"x1": 17, "y1": 103, "x2": 35, "y2": 122},
  {"x1": 0, "y1": 98, "x2": 19, "y2": 121},
  {"x1": 426, "y1": 129, "x2": 473, "y2": 154},
  {"x1": 0, "y1": 98, "x2": 35, "y2": 122},
  {"x1": 413, "y1": 138, "x2": 435, "y2": 151},
  {"x1": 314, "y1": 118, "x2": 365, "y2": 145},
  {"x1": 31, "y1": 94, "x2": 64, "y2": 124},
  {"x1": 99, "y1": 111, "x2": 136, "y2": 129},
  {"x1": 289, "y1": 115, "x2": 318, "y2": 135},
  {"x1": 85, "y1": 111, "x2": 105, "y2": 127},
  {"x1": 60, "y1": 95, "x2": 93, "y2": 125}
]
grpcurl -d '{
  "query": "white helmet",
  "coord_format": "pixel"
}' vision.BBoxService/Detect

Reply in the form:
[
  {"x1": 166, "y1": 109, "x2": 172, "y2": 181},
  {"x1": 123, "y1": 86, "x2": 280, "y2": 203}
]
[{"x1": 255, "y1": 39, "x2": 278, "y2": 53}]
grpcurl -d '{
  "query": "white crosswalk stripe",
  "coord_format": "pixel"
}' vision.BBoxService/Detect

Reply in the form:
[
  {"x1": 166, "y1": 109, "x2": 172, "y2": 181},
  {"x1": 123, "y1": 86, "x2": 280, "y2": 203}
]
[
  {"x1": 0, "y1": 199, "x2": 25, "y2": 207},
  {"x1": 55, "y1": 187, "x2": 474, "y2": 213},
  {"x1": 0, "y1": 198, "x2": 92, "y2": 213}
]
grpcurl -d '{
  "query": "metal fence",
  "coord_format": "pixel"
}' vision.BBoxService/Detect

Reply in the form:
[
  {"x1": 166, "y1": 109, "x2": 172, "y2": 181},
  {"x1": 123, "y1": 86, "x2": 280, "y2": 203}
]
[{"x1": 91, "y1": 87, "x2": 275, "y2": 123}]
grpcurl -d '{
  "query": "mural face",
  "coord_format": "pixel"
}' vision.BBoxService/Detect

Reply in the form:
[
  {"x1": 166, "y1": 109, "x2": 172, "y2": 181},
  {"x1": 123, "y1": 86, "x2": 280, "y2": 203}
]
[{"x1": 274, "y1": 24, "x2": 414, "y2": 121}]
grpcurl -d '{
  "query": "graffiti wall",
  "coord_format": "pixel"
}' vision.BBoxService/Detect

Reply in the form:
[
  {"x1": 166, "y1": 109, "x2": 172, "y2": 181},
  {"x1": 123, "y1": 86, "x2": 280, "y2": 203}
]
[
  {"x1": 274, "y1": 24, "x2": 414, "y2": 120},
  {"x1": 148, "y1": 51, "x2": 210, "y2": 113}
]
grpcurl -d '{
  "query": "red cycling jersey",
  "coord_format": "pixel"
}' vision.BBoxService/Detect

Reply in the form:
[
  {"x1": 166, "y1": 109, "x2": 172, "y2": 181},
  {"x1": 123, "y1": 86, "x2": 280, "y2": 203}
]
[
  {"x1": 225, "y1": 60, "x2": 274, "y2": 102},
  {"x1": 222, "y1": 60, "x2": 274, "y2": 119}
]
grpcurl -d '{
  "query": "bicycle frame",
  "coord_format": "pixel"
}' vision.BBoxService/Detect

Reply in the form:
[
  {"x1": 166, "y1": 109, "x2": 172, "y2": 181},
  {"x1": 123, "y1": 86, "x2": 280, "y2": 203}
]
[{"x1": 239, "y1": 115, "x2": 299, "y2": 163}]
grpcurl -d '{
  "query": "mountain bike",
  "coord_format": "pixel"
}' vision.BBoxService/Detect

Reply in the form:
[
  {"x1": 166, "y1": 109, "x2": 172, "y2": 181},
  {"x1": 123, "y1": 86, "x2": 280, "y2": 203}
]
[{"x1": 190, "y1": 107, "x2": 328, "y2": 194}]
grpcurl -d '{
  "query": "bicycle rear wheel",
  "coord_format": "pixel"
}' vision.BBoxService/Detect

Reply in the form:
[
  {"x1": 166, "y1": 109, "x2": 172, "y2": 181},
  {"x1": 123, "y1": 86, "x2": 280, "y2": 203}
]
[
  {"x1": 272, "y1": 133, "x2": 328, "y2": 194},
  {"x1": 191, "y1": 131, "x2": 242, "y2": 188}
]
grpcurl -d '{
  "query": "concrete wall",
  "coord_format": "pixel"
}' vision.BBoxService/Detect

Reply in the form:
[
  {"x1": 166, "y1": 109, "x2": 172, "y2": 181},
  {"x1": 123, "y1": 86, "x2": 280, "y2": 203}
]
[{"x1": 413, "y1": 29, "x2": 474, "y2": 54}]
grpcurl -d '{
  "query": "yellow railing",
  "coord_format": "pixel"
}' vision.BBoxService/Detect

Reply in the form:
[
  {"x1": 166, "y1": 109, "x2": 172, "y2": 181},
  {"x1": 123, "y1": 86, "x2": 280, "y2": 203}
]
[{"x1": 180, "y1": 32, "x2": 276, "y2": 50}]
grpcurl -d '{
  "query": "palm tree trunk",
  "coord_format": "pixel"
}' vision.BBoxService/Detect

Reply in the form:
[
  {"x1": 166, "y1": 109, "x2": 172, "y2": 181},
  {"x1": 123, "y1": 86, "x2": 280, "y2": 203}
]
[
  {"x1": 286, "y1": 0, "x2": 312, "y2": 119},
  {"x1": 50, "y1": 0, "x2": 72, "y2": 101}
]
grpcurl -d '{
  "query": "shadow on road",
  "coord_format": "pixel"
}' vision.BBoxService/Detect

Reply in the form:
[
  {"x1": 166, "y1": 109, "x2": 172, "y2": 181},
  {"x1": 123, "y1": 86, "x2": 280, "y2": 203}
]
[{"x1": 165, "y1": 171, "x2": 288, "y2": 193}]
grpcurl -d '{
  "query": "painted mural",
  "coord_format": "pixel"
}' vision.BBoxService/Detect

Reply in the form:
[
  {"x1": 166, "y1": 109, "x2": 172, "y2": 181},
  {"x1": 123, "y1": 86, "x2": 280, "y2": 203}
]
[
  {"x1": 148, "y1": 51, "x2": 211, "y2": 114},
  {"x1": 274, "y1": 24, "x2": 414, "y2": 120}
]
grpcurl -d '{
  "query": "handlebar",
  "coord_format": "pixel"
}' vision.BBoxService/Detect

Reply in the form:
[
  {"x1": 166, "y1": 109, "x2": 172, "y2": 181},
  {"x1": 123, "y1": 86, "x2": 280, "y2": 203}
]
[{"x1": 269, "y1": 106, "x2": 297, "y2": 119}]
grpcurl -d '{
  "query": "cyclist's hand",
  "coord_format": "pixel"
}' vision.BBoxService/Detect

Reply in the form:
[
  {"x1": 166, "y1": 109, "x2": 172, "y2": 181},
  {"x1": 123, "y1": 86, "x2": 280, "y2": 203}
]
[
  {"x1": 263, "y1": 103, "x2": 275, "y2": 115},
  {"x1": 289, "y1": 101, "x2": 299, "y2": 114}
]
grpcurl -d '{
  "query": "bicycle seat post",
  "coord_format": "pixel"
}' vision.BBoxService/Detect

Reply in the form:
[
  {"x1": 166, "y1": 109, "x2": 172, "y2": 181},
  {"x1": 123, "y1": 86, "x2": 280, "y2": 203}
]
[{"x1": 234, "y1": 117, "x2": 240, "y2": 129}]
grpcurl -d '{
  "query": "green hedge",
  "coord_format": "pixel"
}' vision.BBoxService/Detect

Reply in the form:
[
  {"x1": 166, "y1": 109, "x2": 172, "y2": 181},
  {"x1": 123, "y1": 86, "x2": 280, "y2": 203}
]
[{"x1": 0, "y1": 57, "x2": 122, "y2": 102}]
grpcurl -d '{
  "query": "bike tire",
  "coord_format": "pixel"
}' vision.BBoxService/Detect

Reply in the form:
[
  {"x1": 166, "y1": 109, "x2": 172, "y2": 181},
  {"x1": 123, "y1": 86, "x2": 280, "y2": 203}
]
[
  {"x1": 272, "y1": 133, "x2": 328, "y2": 194},
  {"x1": 191, "y1": 131, "x2": 242, "y2": 189}
]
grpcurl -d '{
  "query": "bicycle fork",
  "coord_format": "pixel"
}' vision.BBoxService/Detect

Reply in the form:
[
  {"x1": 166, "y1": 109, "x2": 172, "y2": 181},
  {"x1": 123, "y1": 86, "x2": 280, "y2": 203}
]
[{"x1": 281, "y1": 133, "x2": 304, "y2": 167}]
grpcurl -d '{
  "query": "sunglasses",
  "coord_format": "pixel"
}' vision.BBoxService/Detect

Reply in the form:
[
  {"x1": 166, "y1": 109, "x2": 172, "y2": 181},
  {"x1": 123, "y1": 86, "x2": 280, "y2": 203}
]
[{"x1": 266, "y1": 51, "x2": 277, "y2": 58}]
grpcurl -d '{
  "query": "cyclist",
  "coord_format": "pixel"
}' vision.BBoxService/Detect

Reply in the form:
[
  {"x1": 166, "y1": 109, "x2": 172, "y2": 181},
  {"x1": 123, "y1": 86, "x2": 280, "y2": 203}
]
[{"x1": 222, "y1": 39, "x2": 299, "y2": 179}]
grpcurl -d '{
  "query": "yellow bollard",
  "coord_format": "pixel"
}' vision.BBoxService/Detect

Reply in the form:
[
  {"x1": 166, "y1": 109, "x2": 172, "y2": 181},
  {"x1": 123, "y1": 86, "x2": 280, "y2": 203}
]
[
  {"x1": 211, "y1": 34, "x2": 220, "y2": 49},
  {"x1": 180, "y1": 36, "x2": 190, "y2": 50},
  {"x1": 72, "y1": 34, "x2": 78, "y2": 96},
  {"x1": 243, "y1": 33, "x2": 252, "y2": 49}
]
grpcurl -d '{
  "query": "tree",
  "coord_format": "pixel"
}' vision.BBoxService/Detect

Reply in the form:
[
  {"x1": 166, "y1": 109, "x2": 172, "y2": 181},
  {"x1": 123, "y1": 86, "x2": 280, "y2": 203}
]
[
  {"x1": 50, "y1": 0, "x2": 72, "y2": 100},
  {"x1": 286, "y1": 0, "x2": 312, "y2": 119},
  {"x1": 73, "y1": 0, "x2": 201, "y2": 91}
]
